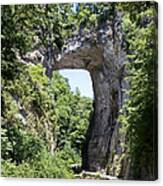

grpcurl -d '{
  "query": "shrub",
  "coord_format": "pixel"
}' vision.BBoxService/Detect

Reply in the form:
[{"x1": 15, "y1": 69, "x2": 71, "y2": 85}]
[{"x1": 1, "y1": 149, "x2": 75, "y2": 179}]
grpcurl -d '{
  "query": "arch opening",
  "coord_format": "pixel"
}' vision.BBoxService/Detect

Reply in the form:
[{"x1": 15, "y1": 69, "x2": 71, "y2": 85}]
[{"x1": 59, "y1": 69, "x2": 94, "y2": 99}]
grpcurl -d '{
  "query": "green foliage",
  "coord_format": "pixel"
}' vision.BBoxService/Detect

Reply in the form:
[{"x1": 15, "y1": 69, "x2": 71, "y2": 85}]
[
  {"x1": 1, "y1": 2, "x2": 157, "y2": 180},
  {"x1": 2, "y1": 149, "x2": 75, "y2": 178},
  {"x1": 2, "y1": 3, "x2": 116, "y2": 58},
  {"x1": 2, "y1": 161, "x2": 34, "y2": 178},
  {"x1": 56, "y1": 88, "x2": 92, "y2": 152},
  {"x1": 1, "y1": 61, "x2": 92, "y2": 177},
  {"x1": 63, "y1": 3, "x2": 116, "y2": 37},
  {"x1": 118, "y1": 2, "x2": 157, "y2": 180},
  {"x1": 1, "y1": 9, "x2": 92, "y2": 175},
  {"x1": 1, "y1": 124, "x2": 44, "y2": 164},
  {"x1": 1, "y1": 4, "x2": 67, "y2": 59}
]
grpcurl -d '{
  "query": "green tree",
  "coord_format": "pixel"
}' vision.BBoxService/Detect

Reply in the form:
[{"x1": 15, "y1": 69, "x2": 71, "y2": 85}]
[{"x1": 118, "y1": 2, "x2": 157, "y2": 180}]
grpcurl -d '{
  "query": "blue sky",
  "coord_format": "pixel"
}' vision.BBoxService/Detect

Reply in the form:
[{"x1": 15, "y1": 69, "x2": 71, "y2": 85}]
[{"x1": 59, "y1": 70, "x2": 94, "y2": 98}]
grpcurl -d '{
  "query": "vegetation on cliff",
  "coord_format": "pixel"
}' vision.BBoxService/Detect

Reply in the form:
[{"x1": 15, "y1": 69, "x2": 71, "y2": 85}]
[{"x1": 1, "y1": 2, "x2": 157, "y2": 180}]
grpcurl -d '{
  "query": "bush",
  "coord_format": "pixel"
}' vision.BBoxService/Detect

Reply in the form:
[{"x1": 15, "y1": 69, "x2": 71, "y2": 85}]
[
  {"x1": 1, "y1": 149, "x2": 75, "y2": 179},
  {"x1": 1, "y1": 161, "x2": 34, "y2": 178}
]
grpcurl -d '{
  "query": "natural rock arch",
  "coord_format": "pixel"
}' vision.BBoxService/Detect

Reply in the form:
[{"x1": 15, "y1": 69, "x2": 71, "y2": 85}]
[
  {"x1": 19, "y1": 10, "x2": 126, "y2": 173},
  {"x1": 52, "y1": 11, "x2": 126, "y2": 172}
]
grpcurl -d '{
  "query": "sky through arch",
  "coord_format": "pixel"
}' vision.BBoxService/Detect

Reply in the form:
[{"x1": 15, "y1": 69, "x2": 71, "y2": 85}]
[{"x1": 59, "y1": 70, "x2": 93, "y2": 99}]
